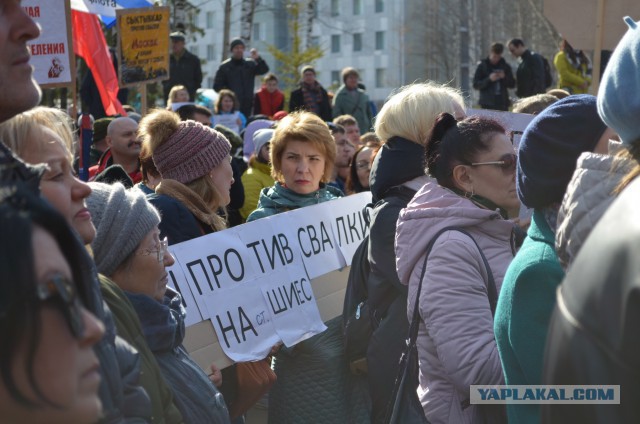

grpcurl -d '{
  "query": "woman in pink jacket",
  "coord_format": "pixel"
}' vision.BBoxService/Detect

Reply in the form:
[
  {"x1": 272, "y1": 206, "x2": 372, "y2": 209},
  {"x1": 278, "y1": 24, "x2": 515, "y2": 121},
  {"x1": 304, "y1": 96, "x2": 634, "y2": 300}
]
[{"x1": 395, "y1": 113, "x2": 518, "y2": 423}]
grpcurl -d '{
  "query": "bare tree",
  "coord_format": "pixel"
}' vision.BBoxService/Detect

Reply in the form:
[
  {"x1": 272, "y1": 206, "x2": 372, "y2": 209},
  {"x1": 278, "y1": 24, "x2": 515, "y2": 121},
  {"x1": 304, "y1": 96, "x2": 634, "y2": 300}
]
[
  {"x1": 222, "y1": 0, "x2": 231, "y2": 61},
  {"x1": 240, "y1": 0, "x2": 258, "y2": 44}
]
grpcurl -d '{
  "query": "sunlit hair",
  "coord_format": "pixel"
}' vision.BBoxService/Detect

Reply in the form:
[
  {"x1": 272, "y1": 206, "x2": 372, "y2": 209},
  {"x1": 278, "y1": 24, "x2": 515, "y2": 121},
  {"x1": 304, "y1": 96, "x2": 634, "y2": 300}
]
[
  {"x1": 269, "y1": 111, "x2": 335, "y2": 183},
  {"x1": 0, "y1": 106, "x2": 75, "y2": 162},
  {"x1": 374, "y1": 81, "x2": 464, "y2": 145},
  {"x1": 215, "y1": 89, "x2": 240, "y2": 114},
  {"x1": 512, "y1": 94, "x2": 558, "y2": 115},
  {"x1": 333, "y1": 114, "x2": 357, "y2": 128},
  {"x1": 167, "y1": 84, "x2": 188, "y2": 109},
  {"x1": 139, "y1": 140, "x2": 160, "y2": 183},
  {"x1": 186, "y1": 174, "x2": 228, "y2": 231},
  {"x1": 341, "y1": 67, "x2": 360, "y2": 83}
]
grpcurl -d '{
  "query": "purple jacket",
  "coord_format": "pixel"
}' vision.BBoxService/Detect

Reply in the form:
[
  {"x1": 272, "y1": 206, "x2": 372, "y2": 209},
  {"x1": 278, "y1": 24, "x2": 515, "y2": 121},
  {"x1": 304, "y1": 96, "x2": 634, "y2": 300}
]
[{"x1": 395, "y1": 181, "x2": 514, "y2": 424}]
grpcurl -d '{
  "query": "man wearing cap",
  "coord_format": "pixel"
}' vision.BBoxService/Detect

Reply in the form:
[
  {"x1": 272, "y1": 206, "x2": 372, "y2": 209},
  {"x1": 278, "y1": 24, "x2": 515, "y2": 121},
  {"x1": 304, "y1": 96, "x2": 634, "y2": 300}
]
[
  {"x1": 213, "y1": 37, "x2": 269, "y2": 118},
  {"x1": 162, "y1": 31, "x2": 203, "y2": 103}
]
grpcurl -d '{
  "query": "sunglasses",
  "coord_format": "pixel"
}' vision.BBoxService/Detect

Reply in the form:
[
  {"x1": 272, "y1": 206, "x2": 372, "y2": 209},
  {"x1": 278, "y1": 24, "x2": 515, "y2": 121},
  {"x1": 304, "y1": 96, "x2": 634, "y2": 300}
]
[
  {"x1": 471, "y1": 153, "x2": 517, "y2": 174},
  {"x1": 137, "y1": 237, "x2": 169, "y2": 263},
  {"x1": 37, "y1": 274, "x2": 85, "y2": 339}
]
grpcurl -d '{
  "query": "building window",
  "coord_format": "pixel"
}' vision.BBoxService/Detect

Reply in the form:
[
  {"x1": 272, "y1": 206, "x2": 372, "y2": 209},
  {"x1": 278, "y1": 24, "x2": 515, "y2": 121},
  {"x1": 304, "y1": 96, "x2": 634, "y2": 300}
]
[
  {"x1": 375, "y1": 68, "x2": 386, "y2": 88},
  {"x1": 331, "y1": 0, "x2": 339, "y2": 16},
  {"x1": 253, "y1": 22, "x2": 262, "y2": 41},
  {"x1": 310, "y1": 36, "x2": 320, "y2": 47},
  {"x1": 331, "y1": 70, "x2": 340, "y2": 86},
  {"x1": 206, "y1": 11, "x2": 214, "y2": 28},
  {"x1": 207, "y1": 44, "x2": 215, "y2": 61},
  {"x1": 331, "y1": 34, "x2": 341, "y2": 53},
  {"x1": 375, "y1": 0, "x2": 384, "y2": 13},
  {"x1": 353, "y1": 33, "x2": 362, "y2": 52},
  {"x1": 207, "y1": 77, "x2": 215, "y2": 88},
  {"x1": 190, "y1": 45, "x2": 199, "y2": 57},
  {"x1": 353, "y1": 0, "x2": 362, "y2": 15},
  {"x1": 375, "y1": 31, "x2": 385, "y2": 50}
]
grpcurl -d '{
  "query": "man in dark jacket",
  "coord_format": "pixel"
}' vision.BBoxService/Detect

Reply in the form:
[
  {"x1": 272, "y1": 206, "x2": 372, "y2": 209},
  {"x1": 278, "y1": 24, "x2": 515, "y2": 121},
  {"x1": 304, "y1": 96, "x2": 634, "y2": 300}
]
[
  {"x1": 473, "y1": 42, "x2": 515, "y2": 110},
  {"x1": 508, "y1": 38, "x2": 545, "y2": 98},
  {"x1": 0, "y1": 5, "x2": 152, "y2": 422},
  {"x1": 163, "y1": 32, "x2": 203, "y2": 102},
  {"x1": 289, "y1": 65, "x2": 332, "y2": 121},
  {"x1": 213, "y1": 38, "x2": 269, "y2": 118}
]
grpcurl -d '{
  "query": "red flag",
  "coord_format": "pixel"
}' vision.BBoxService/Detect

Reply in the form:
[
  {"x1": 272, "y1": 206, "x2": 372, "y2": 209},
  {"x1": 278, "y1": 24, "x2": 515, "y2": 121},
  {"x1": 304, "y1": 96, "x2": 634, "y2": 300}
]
[{"x1": 72, "y1": 11, "x2": 126, "y2": 116}]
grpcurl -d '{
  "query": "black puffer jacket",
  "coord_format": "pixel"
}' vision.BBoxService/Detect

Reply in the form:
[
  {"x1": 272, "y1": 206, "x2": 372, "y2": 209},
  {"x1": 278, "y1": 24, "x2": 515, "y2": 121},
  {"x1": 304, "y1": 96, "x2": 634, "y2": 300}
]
[
  {"x1": 472, "y1": 57, "x2": 515, "y2": 110},
  {"x1": 542, "y1": 177, "x2": 640, "y2": 423},
  {"x1": 366, "y1": 136, "x2": 425, "y2": 423},
  {"x1": 213, "y1": 57, "x2": 269, "y2": 117}
]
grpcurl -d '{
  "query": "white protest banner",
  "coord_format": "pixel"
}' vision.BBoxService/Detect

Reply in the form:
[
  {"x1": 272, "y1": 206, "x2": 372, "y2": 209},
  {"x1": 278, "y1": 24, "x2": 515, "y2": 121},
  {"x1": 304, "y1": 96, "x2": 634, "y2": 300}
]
[
  {"x1": 329, "y1": 192, "x2": 372, "y2": 265},
  {"x1": 170, "y1": 229, "x2": 261, "y2": 320},
  {"x1": 203, "y1": 280, "x2": 280, "y2": 362},
  {"x1": 213, "y1": 113, "x2": 241, "y2": 134},
  {"x1": 259, "y1": 265, "x2": 326, "y2": 347},
  {"x1": 166, "y1": 257, "x2": 202, "y2": 327},
  {"x1": 285, "y1": 201, "x2": 345, "y2": 278},
  {"x1": 467, "y1": 109, "x2": 534, "y2": 148},
  {"x1": 170, "y1": 194, "x2": 369, "y2": 361},
  {"x1": 24, "y1": 0, "x2": 73, "y2": 87}
]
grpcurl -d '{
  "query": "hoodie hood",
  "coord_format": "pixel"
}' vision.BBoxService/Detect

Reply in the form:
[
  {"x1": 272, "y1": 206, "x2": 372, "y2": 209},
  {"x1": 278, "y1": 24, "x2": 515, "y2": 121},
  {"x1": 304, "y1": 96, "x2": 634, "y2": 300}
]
[
  {"x1": 369, "y1": 136, "x2": 425, "y2": 202},
  {"x1": 395, "y1": 180, "x2": 514, "y2": 285}
]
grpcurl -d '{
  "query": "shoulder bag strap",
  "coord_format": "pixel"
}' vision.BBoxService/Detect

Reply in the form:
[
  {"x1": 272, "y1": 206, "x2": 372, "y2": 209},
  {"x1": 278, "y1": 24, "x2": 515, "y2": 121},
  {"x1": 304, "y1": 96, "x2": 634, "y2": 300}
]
[{"x1": 408, "y1": 227, "x2": 498, "y2": 344}]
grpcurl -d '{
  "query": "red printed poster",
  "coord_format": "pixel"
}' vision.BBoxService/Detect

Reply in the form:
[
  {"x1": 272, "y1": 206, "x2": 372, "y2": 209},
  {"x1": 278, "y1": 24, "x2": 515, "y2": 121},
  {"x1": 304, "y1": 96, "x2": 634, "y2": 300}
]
[{"x1": 24, "y1": 0, "x2": 74, "y2": 87}]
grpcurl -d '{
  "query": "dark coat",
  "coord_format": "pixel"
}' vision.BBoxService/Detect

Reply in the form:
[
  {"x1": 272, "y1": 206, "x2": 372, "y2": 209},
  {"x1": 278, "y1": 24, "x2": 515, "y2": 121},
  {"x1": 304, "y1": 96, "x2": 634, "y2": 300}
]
[
  {"x1": 516, "y1": 49, "x2": 546, "y2": 98},
  {"x1": 100, "y1": 276, "x2": 183, "y2": 424},
  {"x1": 366, "y1": 135, "x2": 425, "y2": 423},
  {"x1": 542, "y1": 177, "x2": 640, "y2": 423},
  {"x1": 147, "y1": 193, "x2": 205, "y2": 245},
  {"x1": 163, "y1": 49, "x2": 203, "y2": 102},
  {"x1": 127, "y1": 288, "x2": 231, "y2": 424},
  {"x1": 289, "y1": 83, "x2": 333, "y2": 121},
  {"x1": 213, "y1": 57, "x2": 269, "y2": 117},
  {"x1": 473, "y1": 57, "x2": 515, "y2": 110}
]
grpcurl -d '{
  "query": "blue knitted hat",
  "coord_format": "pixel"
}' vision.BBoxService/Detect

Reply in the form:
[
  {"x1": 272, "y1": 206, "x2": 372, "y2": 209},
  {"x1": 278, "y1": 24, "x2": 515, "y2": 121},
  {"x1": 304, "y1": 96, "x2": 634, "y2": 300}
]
[
  {"x1": 517, "y1": 94, "x2": 607, "y2": 209},
  {"x1": 597, "y1": 16, "x2": 640, "y2": 145}
]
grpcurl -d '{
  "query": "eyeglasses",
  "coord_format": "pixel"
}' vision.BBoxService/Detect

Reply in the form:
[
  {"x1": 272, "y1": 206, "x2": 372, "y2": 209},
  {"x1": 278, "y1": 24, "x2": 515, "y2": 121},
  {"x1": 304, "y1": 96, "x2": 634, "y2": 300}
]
[
  {"x1": 355, "y1": 160, "x2": 370, "y2": 170},
  {"x1": 137, "y1": 237, "x2": 169, "y2": 263},
  {"x1": 37, "y1": 274, "x2": 85, "y2": 339},
  {"x1": 471, "y1": 153, "x2": 517, "y2": 174}
]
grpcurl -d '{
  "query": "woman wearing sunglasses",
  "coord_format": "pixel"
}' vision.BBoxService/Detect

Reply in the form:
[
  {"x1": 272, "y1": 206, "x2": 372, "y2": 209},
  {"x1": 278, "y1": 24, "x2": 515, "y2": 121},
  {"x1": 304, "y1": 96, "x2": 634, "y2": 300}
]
[
  {"x1": 86, "y1": 182, "x2": 231, "y2": 424},
  {"x1": 0, "y1": 185, "x2": 104, "y2": 424},
  {"x1": 395, "y1": 113, "x2": 518, "y2": 423}
]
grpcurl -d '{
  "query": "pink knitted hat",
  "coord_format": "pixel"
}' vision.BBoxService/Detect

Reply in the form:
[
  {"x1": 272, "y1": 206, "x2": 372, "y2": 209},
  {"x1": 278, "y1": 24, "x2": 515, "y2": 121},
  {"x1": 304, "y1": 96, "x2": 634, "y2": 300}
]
[{"x1": 152, "y1": 120, "x2": 231, "y2": 184}]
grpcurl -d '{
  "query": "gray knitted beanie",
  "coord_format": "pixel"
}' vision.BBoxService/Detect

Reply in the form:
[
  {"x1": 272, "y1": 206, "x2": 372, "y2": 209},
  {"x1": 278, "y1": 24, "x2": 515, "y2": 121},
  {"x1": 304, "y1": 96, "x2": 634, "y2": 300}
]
[{"x1": 86, "y1": 182, "x2": 161, "y2": 276}]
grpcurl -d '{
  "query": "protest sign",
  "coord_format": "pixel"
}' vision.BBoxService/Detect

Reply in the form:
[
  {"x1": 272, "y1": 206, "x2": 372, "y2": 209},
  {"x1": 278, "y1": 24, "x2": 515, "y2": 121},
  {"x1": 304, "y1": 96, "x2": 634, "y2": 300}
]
[
  {"x1": 171, "y1": 192, "x2": 371, "y2": 362},
  {"x1": 116, "y1": 7, "x2": 170, "y2": 86},
  {"x1": 467, "y1": 109, "x2": 534, "y2": 148},
  {"x1": 213, "y1": 113, "x2": 241, "y2": 135},
  {"x1": 25, "y1": 0, "x2": 74, "y2": 87}
]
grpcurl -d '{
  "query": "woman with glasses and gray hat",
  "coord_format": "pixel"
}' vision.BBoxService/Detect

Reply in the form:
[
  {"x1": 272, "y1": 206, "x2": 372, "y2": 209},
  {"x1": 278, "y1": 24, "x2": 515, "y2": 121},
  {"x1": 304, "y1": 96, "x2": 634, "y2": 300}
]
[{"x1": 87, "y1": 182, "x2": 231, "y2": 424}]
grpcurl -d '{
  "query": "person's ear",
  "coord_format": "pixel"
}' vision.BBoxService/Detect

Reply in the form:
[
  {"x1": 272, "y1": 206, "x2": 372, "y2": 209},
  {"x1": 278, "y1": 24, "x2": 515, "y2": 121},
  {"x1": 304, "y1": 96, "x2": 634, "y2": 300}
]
[
  {"x1": 452, "y1": 164, "x2": 474, "y2": 193},
  {"x1": 105, "y1": 135, "x2": 113, "y2": 148}
]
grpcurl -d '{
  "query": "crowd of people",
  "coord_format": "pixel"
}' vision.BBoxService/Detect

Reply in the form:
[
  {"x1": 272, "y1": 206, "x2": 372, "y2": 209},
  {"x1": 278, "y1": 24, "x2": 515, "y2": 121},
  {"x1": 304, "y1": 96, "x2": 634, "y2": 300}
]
[{"x1": 2, "y1": 3, "x2": 640, "y2": 424}]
